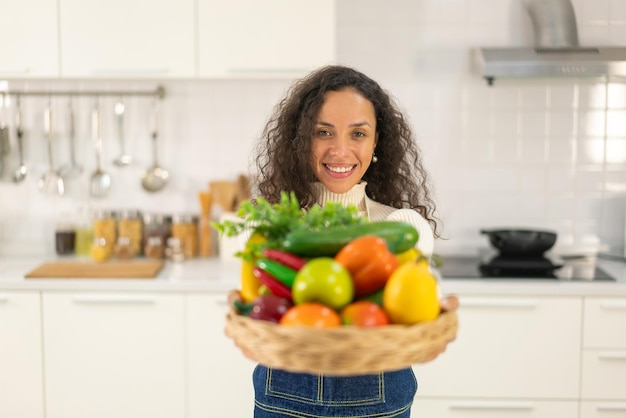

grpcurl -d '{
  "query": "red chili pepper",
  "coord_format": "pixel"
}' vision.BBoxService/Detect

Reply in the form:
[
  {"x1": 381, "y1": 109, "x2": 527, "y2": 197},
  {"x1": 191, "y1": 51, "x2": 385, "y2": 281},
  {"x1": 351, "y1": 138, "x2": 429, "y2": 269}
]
[
  {"x1": 262, "y1": 248, "x2": 307, "y2": 271},
  {"x1": 253, "y1": 266, "x2": 292, "y2": 301}
]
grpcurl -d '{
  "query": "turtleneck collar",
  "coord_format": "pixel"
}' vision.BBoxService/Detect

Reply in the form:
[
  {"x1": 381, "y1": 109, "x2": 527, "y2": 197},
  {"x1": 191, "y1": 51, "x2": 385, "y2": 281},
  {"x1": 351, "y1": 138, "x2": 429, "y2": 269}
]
[{"x1": 312, "y1": 182, "x2": 368, "y2": 212}]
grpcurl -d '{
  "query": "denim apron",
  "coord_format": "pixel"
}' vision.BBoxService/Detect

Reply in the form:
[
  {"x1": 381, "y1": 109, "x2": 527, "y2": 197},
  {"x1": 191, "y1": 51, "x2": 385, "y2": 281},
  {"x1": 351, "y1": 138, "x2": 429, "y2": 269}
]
[{"x1": 253, "y1": 365, "x2": 417, "y2": 417}]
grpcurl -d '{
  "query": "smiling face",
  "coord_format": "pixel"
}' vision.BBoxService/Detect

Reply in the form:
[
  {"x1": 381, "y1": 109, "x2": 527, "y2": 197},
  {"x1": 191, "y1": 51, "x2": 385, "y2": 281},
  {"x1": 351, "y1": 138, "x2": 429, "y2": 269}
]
[{"x1": 311, "y1": 88, "x2": 378, "y2": 194}]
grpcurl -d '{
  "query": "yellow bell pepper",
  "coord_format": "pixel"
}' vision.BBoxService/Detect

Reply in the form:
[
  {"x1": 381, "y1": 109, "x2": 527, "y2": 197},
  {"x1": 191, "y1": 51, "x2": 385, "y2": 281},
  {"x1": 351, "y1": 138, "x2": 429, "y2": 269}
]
[
  {"x1": 395, "y1": 248, "x2": 420, "y2": 265},
  {"x1": 239, "y1": 233, "x2": 267, "y2": 302},
  {"x1": 240, "y1": 258, "x2": 262, "y2": 302},
  {"x1": 383, "y1": 260, "x2": 440, "y2": 324}
]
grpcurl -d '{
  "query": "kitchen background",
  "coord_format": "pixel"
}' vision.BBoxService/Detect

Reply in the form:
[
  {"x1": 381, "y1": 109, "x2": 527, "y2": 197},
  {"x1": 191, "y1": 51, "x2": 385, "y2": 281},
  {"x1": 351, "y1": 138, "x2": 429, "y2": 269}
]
[{"x1": 1, "y1": 0, "x2": 626, "y2": 258}]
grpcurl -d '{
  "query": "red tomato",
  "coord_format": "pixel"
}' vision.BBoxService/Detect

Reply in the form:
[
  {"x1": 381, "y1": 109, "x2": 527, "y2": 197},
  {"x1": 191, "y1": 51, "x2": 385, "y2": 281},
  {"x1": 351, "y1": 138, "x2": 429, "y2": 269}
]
[
  {"x1": 340, "y1": 301, "x2": 390, "y2": 327},
  {"x1": 279, "y1": 303, "x2": 341, "y2": 328}
]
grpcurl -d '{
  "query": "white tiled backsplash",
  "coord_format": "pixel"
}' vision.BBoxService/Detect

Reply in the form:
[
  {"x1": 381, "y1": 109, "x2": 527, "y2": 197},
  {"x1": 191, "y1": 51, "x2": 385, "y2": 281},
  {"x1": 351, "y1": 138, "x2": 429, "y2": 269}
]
[{"x1": 1, "y1": 0, "x2": 626, "y2": 257}]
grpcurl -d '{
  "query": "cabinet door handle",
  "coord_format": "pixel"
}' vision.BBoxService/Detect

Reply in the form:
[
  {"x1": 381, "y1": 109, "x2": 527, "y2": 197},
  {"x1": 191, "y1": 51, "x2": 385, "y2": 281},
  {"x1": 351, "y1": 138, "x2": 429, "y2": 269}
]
[
  {"x1": 227, "y1": 67, "x2": 309, "y2": 74},
  {"x1": 449, "y1": 401, "x2": 534, "y2": 411},
  {"x1": 72, "y1": 295, "x2": 156, "y2": 304},
  {"x1": 90, "y1": 68, "x2": 169, "y2": 75},
  {"x1": 597, "y1": 352, "x2": 626, "y2": 361},
  {"x1": 600, "y1": 301, "x2": 626, "y2": 310},
  {"x1": 0, "y1": 67, "x2": 30, "y2": 74},
  {"x1": 596, "y1": 403, "x2": 626, "y2": 411},
  {"x1": 461, "y1": 298, "x2": 538, "y2": 309}
]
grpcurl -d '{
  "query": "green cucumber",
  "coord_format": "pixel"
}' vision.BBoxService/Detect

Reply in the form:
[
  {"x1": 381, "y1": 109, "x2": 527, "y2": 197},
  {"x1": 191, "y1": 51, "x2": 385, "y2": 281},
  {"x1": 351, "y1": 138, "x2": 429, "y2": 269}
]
[{"x1": 281, "y1": 221, "x2": 419, "y2": 257}]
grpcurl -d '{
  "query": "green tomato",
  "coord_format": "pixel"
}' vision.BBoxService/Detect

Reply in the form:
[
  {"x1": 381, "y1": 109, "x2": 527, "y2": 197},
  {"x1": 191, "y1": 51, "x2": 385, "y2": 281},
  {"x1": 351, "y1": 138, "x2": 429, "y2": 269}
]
[{"x1": 292, "y1": 257, "x2": 354, "y2": 310}]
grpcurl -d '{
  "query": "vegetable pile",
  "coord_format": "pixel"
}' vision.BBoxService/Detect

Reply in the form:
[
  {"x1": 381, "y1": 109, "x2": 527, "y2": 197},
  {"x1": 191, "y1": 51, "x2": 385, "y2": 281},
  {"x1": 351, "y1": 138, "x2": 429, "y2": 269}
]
[{"x1": 215, "y1": 192, "x2": 441, "y2": 328}]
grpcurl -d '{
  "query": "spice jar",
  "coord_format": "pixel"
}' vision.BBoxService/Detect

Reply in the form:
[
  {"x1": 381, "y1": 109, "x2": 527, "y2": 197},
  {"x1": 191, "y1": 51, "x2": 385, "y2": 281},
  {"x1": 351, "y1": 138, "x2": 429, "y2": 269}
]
[
  {"x1": 117, "y1": 209, "x2": 142, "y2": 257},
  {"x1": 165, "y1": 237, "x2": 185, "y2": 262},
  {"x1": 55, "y1": 221, "x2": 76, "y2": 256},
  {"x1": 142, "y1": 213, "x2": 171, "y2": 258},
  {"x1": 93, "y1": 210, "x2": 117, "y2": 254},
  {"x1": 114, "y1": 236, "x2": 135, "y2": 259},
  {"x1": 171, "y1": 214, "x2": 199, "y2": 259}
]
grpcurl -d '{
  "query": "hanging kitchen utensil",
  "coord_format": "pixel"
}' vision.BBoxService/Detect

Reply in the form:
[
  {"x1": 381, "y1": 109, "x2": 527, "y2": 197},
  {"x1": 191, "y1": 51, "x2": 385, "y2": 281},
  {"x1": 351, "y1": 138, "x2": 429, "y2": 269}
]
[
  {"x1": 141, "y1": 100, "x2": 168, "y2": 192},
  {"x1": 12, "y1": 95, "x2": 27, "y2": 183},
  {"x1": 0, "y1": 93, "x2": 10, "y2": 157},
  {"x1": 38, "y1": 99, "x2": 65, "y2": 196},
  {"x1": 59, "y1": 98, "x2": 83, "y2": 178},
  {"x1": 113, "y1": 99, "x2": 132, "y2": 167},
  {"x1": 89, "y1": 101, "x2": 112, "y2": 198},
  {"x1": 0, "y1": 93, "x2": 10, "y2": 177}
]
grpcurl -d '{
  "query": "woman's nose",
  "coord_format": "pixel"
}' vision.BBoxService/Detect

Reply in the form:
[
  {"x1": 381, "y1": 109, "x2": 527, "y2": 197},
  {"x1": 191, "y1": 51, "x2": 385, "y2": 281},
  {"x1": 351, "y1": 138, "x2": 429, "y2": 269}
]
[{"x1": 328, "y1": 136, "x2": 350, "y2": 155}]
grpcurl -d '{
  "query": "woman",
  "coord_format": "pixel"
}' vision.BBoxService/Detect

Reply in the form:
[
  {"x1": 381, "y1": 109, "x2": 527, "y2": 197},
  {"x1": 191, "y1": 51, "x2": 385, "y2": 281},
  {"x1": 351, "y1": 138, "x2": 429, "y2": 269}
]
[{"x1": 250, "y1": 65, "x2": 457, "y2": 417}]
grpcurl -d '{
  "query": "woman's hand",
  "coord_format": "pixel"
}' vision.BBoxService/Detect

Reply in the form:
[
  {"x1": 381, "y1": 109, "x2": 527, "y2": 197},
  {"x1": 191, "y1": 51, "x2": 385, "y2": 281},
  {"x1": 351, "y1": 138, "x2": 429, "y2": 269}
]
[
  {"x1": 440, "y1": 294, "x2": 459, "y2": 312},
  {"x1": 420, "y1": 294, "x2": 460, "y2": 362}
]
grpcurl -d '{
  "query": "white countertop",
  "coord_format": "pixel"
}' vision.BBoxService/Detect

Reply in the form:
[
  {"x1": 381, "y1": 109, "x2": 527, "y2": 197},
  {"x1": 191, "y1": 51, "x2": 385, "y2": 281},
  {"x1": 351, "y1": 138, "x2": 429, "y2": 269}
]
[{"x1": 1, "y1": 256, "x2": 626, "y2": 297}]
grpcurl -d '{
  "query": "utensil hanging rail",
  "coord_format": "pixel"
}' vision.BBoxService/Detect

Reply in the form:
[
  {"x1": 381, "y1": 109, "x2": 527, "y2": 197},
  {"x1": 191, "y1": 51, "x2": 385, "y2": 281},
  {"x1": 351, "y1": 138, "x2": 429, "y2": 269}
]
[{"x1": 1, "y1": 85, "x2": 165, "y2": 99}]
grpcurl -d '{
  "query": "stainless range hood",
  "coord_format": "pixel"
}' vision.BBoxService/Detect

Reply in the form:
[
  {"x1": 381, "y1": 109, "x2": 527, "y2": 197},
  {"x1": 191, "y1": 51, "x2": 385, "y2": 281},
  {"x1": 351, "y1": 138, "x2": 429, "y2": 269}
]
[{"x1": 476, "y1": 0, "x2": 626, "y2": 85}]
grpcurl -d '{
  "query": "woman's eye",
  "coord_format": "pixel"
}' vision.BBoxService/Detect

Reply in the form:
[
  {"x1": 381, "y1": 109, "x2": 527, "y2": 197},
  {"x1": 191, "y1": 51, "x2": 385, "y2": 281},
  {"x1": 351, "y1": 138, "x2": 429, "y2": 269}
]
[
  {"x1": 353, "y1": 131, "x2": 366, "y2": 138},
  {"x1": 317, "y1": 129, "x2": 331, "y2": 137}
]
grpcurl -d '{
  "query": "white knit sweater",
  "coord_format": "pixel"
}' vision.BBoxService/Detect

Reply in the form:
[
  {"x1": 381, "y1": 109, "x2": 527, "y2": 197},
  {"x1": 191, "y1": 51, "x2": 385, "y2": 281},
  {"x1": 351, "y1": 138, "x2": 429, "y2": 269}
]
[{"x1": 312, "y1": 182, "x2": 434, "y2": 256}]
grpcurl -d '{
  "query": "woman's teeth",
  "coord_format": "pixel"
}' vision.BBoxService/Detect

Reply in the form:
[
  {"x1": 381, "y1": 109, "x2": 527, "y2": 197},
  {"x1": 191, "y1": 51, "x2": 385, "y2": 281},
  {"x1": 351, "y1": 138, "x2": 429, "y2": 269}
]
[{"x1": 326, "y1": 165, "x2": 354, "y2": 173}]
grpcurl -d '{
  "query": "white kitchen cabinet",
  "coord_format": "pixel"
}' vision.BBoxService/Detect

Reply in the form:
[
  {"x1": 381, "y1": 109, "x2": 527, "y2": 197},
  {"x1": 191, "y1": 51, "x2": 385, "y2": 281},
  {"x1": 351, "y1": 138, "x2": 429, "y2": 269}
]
[
  {"x1": 581, "y1": 297, "x2": 626, "y2": 403},
  {"x1": 59, "y1": 0, "x2": 195, "y2": 78},
  {"x1": 412, "y1": 296, "x2": 582, "y2": 399},
  {"x1": 198, "y1": 0, "x2": 336, "y2": 78},
  {"x1": 0, "y1": 0, "x2": 59, "y2": 77},
  {"x1": 42, "y1": 292, "x2": 185, "y2": 418},
  {"x1": 186, "y1": 293, "x2": 256, "y2": 418},
  {"x1": 411, "y1": 399, "x2": 578, "y2": 418},
  {"x1": 0, "y1": 291, "x2": 44, "y2": 418}
]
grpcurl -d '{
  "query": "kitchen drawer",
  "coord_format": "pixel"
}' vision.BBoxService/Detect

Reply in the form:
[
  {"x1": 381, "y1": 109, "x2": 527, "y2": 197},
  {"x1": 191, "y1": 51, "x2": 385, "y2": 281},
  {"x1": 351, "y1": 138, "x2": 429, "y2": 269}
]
[
  {"x1": 580, "y1": 402, "x2": 626, "y2": 418},
  {"x1": 411, "y1": 399, "x2": 578, "y2": 418},
  {"x1": 581, "y1": 350, "x2": 626, "y2": 400},
  {"x1": 413, "y1": 296, "x2": 582, "y2": 399},
  {"x1": 583, "y1": 297, "x2": 626, "y2": 349}
]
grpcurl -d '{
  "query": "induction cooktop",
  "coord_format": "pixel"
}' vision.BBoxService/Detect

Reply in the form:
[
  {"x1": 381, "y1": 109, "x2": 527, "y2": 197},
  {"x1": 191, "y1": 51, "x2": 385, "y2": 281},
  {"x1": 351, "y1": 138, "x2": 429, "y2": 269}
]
[{"x1": 439, "y1": 253, "x2": 616, "y2": 281}]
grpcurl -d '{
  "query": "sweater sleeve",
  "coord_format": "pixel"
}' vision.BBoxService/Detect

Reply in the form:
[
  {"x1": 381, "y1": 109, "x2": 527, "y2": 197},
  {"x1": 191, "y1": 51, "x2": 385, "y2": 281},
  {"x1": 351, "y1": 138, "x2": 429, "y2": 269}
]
[{"x1": 384, "y1": 208, "x2": 435, "y2": 256}]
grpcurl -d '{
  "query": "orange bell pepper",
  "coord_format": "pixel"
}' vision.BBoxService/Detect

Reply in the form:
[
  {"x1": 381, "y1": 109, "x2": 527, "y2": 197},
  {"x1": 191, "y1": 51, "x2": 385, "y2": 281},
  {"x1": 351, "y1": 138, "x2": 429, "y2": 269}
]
[{"x1": 335, "y1": 235, "x2": 399, "y2": 298}]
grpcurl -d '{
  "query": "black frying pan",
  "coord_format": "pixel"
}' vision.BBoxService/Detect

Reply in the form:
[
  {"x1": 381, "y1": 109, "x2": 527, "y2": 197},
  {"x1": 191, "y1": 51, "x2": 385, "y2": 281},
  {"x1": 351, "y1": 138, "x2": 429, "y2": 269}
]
[{"x1": 480, "y1": 228, "x2": 557, "y2": 257}]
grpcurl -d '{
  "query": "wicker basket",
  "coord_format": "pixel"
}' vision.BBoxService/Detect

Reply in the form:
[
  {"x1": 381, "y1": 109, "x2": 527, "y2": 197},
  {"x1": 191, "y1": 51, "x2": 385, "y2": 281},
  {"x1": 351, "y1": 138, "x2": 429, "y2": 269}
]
[{"x1": 225, "y1": 301, "x2": 458, "y2": 376}]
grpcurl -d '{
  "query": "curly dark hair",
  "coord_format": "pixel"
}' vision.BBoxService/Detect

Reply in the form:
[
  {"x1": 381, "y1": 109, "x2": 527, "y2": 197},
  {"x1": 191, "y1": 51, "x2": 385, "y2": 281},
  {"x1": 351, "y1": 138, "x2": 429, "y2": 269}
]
[{"x1": 253, "y1": 65, "x2": 441, "y2": 237}]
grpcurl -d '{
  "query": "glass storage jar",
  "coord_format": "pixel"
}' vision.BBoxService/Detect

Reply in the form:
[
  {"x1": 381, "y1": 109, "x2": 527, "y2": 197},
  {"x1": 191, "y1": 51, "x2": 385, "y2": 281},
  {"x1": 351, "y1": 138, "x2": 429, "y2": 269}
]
[
  {"x1": 74, "y1": 206, "x2": 94, "y2": 257},
  {"x1": 142, "y1": 213, "x2": 172, "y2": 259},
  {"x1": 171, "y1": 214, "x2": 199, "y2": 259},
  {"x1": 117, "y1": 209, "x2": 142, "y2": 257},
  {"x1": 93, "y1": 209, "x2": 117, "y2": 254}
]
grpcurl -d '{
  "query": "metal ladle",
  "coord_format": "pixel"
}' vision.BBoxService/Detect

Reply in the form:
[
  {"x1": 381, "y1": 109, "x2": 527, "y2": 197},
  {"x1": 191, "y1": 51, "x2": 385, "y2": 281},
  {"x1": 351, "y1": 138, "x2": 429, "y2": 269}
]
[
  {"x1": 89, "y1": 103, "x2": 112, "y2": 198},
  {"x1": 38, "y1": 100, "x2": 65, "y2": 196},
  {"x1": 12, "y1": 95, "x2": 27, "y2": 183},
  {"x1": 141, "y1": 100, "x2": 168, "y2": 192},
  {"x1": 113, "y1": 99, "x2": 132, "y2": 167}
]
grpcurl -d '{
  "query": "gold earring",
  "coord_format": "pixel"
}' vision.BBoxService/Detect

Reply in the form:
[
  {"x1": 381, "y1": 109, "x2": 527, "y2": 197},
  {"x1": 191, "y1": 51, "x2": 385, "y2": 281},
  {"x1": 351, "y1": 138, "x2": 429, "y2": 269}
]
[{"x1": 372, "y1": 153, "x2": 378, "y2": 163}]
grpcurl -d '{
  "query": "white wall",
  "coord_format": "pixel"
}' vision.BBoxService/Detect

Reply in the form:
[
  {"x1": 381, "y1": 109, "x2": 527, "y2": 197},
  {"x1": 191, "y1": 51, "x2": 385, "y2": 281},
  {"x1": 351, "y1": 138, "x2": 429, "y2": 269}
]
[{"x1": 1, "y1": 0, "x2": 625, "y2": 257}]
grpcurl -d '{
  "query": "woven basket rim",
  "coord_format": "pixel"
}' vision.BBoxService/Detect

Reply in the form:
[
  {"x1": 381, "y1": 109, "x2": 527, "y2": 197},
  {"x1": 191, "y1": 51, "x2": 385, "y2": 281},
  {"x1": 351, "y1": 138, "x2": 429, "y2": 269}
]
[{"x1": 225, "y1": 300, "x2": 458, "y2": 376}]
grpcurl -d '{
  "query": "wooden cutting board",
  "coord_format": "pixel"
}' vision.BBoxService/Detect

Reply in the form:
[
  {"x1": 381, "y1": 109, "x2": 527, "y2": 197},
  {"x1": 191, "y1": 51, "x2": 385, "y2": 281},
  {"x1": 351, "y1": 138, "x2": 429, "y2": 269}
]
[{"x1": 25, "y1": 260, "x2": 164, "y2": 279}]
